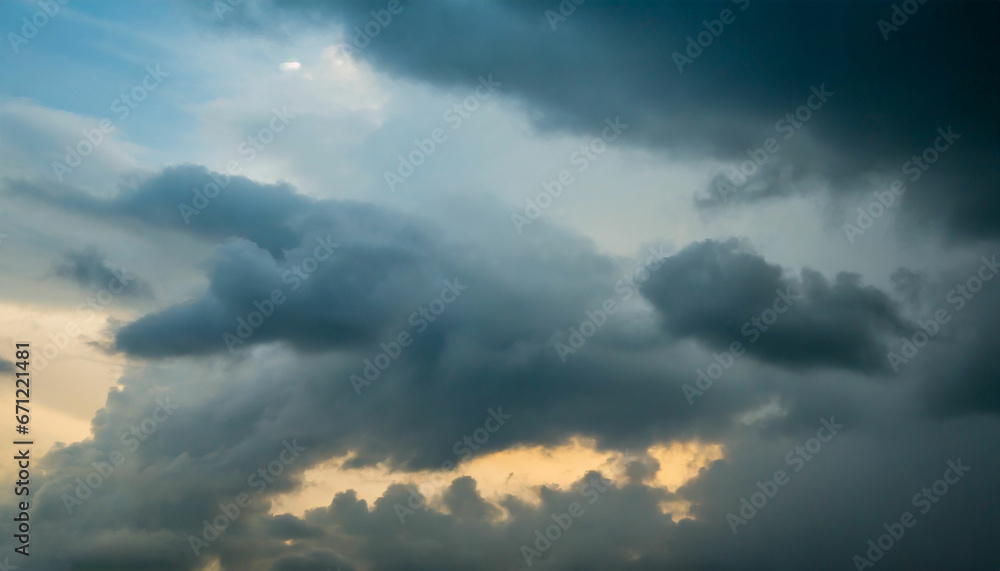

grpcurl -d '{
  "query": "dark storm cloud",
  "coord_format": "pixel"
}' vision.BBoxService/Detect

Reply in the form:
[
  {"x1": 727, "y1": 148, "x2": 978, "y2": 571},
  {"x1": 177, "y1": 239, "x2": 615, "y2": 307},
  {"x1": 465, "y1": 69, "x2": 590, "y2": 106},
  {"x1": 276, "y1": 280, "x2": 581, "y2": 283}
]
[
  {"x1": 246, "y1": 0, "x2": 999, "y2": 240},
  {"x1": 19, "y1": 162, "x2": 991, "y2": 434},
  {"x1": 52, "y1": 246, "x2": 155, "y2": 299},
  {"x1": 5, "y1": 348, "x2": 702, "y2": 569},
  {"x1": 441, "y1": 475, "x2": 501, "y2": 521},
  {"x1": 641, "y1": 239, "x2": 911, "y2": 372},
  {"x1": 214, "y1": 416, "x2": 998, "y2": 571},
  {"x1": 13, "y1": 162, "x2": 995, "y2": 453},
  {"x1": 21, "y1": 413, "x2": 997, "y2": 570},
  {"x1": 25, "y1": 167, "x2": 907, "y2": 378},
  {"x1": 111, "y1": 231, "x2": 443, "y2": 358},
  {"x1": 3, "y1": 1, "x2": 997, "y2": 568},
  {"x1": 9, "y1": 166, "x2": 775, "y2": 458},
  {"x1": 890, "y1": 254, "x2": 1000, "y2": 415},
  {"x1": 4, "y1": 174, "x2": 997, "y2": 569},
  {"x1": 91, "y1": 165, "x2": 621, "y2": 359},
  {"x1": 7, "y1": 164, "x2": 311, "y2": 258},
  {"x1": 918, "y1": 311, "x2": 1000, "y2": 415}
]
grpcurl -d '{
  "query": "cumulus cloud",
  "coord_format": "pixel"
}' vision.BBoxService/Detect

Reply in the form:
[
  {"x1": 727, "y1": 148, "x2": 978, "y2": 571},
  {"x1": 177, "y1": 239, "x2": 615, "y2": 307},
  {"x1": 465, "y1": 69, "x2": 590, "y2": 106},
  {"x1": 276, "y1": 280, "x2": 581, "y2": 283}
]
[
  {"x1": 13, "y1": 357, "x2": 999, "y2": 570},
  {"x1": 4, "y1": 161, "x2": 997, "y2": 568},
  {"x1": 3, "y1": 2, "x2": 998, "y2": 569},
  {"x1": 642, "y1": 239, "x2": 911, "y2": 372}
]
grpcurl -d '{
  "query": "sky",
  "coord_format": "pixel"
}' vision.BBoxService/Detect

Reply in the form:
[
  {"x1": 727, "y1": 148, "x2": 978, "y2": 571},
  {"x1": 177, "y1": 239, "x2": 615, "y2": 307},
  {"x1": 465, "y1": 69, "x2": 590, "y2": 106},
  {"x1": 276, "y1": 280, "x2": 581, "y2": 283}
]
[{"x1": 0, "y1": 0, "x2": 998, "y2": 569}]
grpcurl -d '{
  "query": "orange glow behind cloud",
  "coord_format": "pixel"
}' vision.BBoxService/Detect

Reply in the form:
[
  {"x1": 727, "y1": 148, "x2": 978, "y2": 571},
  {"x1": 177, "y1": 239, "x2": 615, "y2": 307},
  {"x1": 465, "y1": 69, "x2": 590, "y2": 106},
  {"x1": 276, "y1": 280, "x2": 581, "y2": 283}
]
[{"x1": 271, "y1": 437, "x2": 724, "y2": 519}]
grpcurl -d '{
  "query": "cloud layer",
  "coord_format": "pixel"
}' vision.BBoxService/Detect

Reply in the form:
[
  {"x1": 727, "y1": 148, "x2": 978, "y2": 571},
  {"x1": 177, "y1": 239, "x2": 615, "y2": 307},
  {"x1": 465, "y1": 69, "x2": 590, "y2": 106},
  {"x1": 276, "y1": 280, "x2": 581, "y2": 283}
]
[{"x1": 1, "y1": 1, "x2": 997, "y2": 569}]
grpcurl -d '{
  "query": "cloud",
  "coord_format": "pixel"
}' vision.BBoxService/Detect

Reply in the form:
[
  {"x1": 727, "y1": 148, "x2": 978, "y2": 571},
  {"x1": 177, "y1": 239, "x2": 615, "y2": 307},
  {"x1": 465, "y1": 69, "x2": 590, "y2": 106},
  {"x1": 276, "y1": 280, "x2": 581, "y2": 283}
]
[
  {"x1": 4, "y1": 166, "x2": 779, "y2": 467},
  {"x1": 641, "y1": 239, "x2": 911, "y2": 372},
  {"x1": 244, "y1": 0, "x2": 1000, "y2": 240},
  {"x1": 0, "y1": 163, "x2": 967, "y2": 495},
  {"x1": 893, "y1": 256, "x2": 1000, "y2": 416},
  {"x1": 52, "y1": 246, "x2": 155, "y2": 300},
  {"x1": 3, "y1": 168, "x2": 996, "y2": 568},
  {"x1": 4, "y1": 3, "x2": 998, "y2": 565},
  {"x1": 7, "y1": 164, "x2": 311, "y2": 259},
  {"x1": 14, "y1": 396, "x2": 998, "y2": 570},
  {"x1": 19, "y1": 161, "x2": 995, "y2": 424},
  {"x1": 0, "y1": 98, "x2": 148, "y2": 192}
]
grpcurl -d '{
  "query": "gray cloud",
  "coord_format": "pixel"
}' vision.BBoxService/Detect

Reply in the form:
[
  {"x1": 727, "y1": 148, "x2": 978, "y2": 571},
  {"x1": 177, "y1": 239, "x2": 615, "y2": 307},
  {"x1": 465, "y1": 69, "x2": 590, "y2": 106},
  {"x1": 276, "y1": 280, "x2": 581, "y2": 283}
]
[
  {"x1": 642, "y1": 239, "x2": 911, "y2": 372},
  {"x1": 8, "y1": 164, "x2": 311, "y2": 259},
  {"x1": 4, "y1": 3, "x2": 998, "y2": 567},
  {"x1": 52, "y1": 246, "x2": 155, "y2": 300},
  {"x1": 238, "y1": 0, "x2": 1000, "y2": 241},
  {"x1": 13, "y1": 388, "x2": 997, "y2": 570}
]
